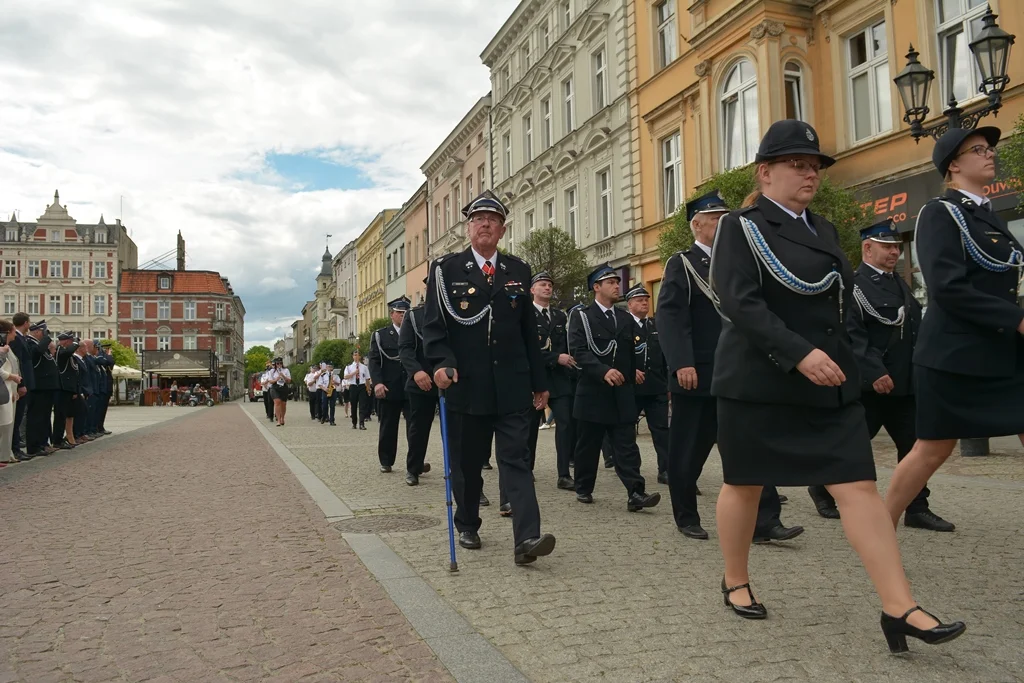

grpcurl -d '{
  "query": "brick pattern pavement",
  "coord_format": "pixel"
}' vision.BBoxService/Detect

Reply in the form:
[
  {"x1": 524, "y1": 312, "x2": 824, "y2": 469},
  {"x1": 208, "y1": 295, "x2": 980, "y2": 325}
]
[
  {"x1": 262, "y1": 403, "x2": 1024, "y2": 683},
  {"x1": 0, "y1": 406, "x2": 453, "y2": 683}
]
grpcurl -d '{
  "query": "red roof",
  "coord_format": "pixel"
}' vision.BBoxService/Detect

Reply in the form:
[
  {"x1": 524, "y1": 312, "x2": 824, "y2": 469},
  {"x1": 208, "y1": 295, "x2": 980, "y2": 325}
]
[{"x1": 120, "y1": 270, "x2": 231, "y2": 295}]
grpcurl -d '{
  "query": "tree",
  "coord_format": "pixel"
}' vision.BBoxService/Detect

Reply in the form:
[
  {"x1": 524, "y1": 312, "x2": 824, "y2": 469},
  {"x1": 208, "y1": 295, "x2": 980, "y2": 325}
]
[
  {"x1": 244, "y1": 345, "x2": 273, "y2": 375},
  {"x1": 657, "y1": 165, "x2": 870, "y2": 267},
  {"x1": 356, "y1": 318, "x2": 391, "y2": 358},
  {"x1": 998, "y1": 114, "x2": 1024, "y2": 210},
  {"x1": 516, "y1": 226, "x2": 590, "y2": 306},
  {"x1": 105, "y1": 340, "x2": 139, "y2": 369},
  {"x1": 312, "y1": 338, "x2": 353, "y2": 368}
]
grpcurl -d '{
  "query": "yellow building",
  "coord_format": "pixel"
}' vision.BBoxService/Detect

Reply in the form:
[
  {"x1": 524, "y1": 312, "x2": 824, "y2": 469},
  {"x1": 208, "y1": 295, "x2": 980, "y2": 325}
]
[
  {"x1": 355, "y1": 209, "x2": 398, "y2": 334},
  {"x1": 630, "y1": 0, "x2": 1024, "y2": 300}
]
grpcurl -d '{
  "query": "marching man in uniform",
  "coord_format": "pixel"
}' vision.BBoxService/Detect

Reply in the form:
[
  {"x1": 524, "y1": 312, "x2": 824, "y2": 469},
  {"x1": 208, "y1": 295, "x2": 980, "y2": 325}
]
[
  {"x1": 398, "y1": 286, "x2": 434, "y2": 486},
  {"x1": 623, "y1": 284, "x2": 670, "y2": 484},
  {"x1": 317, "y1": 361, "x2": 342, "y2": 426},
  {"x1": 423, "y1": 190, "x2": 556, "y2": 566},
  {"x1": 261, "y1": 360, "x2": 275, "y2": 421},
  {"x1": 807, "y1": 220, "x2": 953, "y2": 531},
  {"x1": 369, "y1": 297, "x2": 411, "y2": 473}
]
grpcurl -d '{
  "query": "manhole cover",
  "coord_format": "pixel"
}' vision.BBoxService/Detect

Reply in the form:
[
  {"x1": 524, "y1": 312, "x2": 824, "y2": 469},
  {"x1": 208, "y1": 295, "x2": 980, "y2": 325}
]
[{"x1": 331, "y1": 514, "x2": 440, "y2": 534}]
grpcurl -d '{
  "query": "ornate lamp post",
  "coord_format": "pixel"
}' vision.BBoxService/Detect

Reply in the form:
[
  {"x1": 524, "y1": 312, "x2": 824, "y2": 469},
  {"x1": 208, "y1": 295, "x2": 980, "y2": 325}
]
[{"x1": 894, "y1": 6, "x2": 1015, "y2": 142}]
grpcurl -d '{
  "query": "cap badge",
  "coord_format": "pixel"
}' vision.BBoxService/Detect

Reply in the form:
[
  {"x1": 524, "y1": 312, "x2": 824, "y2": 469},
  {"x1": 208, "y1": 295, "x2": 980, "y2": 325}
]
[{"x1": 805, "y1": 127, "x2": 815, "y2": 141}]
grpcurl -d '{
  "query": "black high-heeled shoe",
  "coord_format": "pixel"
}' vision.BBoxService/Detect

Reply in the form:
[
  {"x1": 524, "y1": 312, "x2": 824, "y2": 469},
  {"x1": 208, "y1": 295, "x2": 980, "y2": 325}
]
[
  {"x1": 721, "y1": 578, "x2": 767, "y2": 619},
  {"x1": 880, "y1": 606, "x2": 966, "y2": 653}
]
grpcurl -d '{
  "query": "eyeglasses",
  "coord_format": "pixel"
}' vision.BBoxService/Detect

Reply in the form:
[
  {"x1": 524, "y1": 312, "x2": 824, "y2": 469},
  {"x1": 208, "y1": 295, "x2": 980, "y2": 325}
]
[
  {"x1": 469, "y1": 214, "x2": 503, "y2": 225},
  {"x1": 773, "y1": 158, "x2": 824, "y2": 175},
  {"x1": 956, "y1": 145, "x2": 997, "y2": 159}
]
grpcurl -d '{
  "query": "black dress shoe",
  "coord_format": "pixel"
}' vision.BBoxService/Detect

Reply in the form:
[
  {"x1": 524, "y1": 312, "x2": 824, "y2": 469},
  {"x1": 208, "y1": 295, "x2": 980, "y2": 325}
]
[
  {"x1": 753, "y1": 524, "x2": 805, "y2": 544},
  {"x1": 778, "y1": 494, "x2": 788, "y2": 503},
  {"x1": 556, "y1": 476, "x2": 575, "y2": 490},
  {"x1": 514, "y1": 533, "x2": 556, "y2": 565},
  {"x1": 101, "y1": 430, "x2": 112, "y2": 435},
  {"x1": 421, "y1": 463, "x2": 431, "y2": 474},
  {"x1": 904, "y1": 510, "x2": 955, "y2": 532},
  {"x1": 880, "y1": 606, "x2": 966, "y2": 653},
  {"x1": 380, "y1": 465, "x2": 392, "y2": 473},
  {"x1": 722, "y1": 578, "x2": 767, "y2": 619},
  {"x1": 352, "y1": 423, "x2": 357, "y2": 429},
  {"x1": 405, "y1": 473, "x2": 418, "y2": 486},
  {"x1": 576, "y1": 492, "x2": 594, "y2": 504},
  {"x1": 696, "y1": 485, "x2": 702, "y2": 496},
  {"x1": 458, "y1": 531, "x2": 481, "y2": 549},
  {"x1": 678, "y1": 524, "x2": 709, "y2": 540},
  {"x1": 603, "y1": 459, "x2": 614, "y2": 469},
  {"x1": 657, "y1": 471, "x2": 669, "y2": 485},
  {"x1": 499, "y1": 503, "x2": 512, "y2": 517},
  {"x1": 482, "y1": 462, "x2": 493, "y2": 470},
  {"x1": 627, "y1": 491, "x2": 661, "y2": 512},
  {"x1": 479, "y1": 492, "x2": 490, "y2": 506},
  {"x1": 359, "y1": 424, "x2": 366, "y2": 430},
  {"x1": 58, "y1": 440, "x2": 76, "y2": 450},
  {"x1": 807, "y1": 486, "x2": 840, "y2": 519},
  {"x1": 15, "y1": 452, "x2": 35, "y2": 461}
]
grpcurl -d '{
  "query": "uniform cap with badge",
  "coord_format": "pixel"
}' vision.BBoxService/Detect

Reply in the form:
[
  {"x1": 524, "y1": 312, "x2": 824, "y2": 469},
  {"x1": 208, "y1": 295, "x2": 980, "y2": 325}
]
[
  {"x1": 461, "y1": 190, "x2": 508, "y2": 222},
  {"x1": 625, "y1": 284, "x2": 650, "y2": 300},
  {"x1": 587, "y1": 263, "x2": 620, "y2": 290},
  {"x1": 755, "y1": 119, "x2": 836, "y2": 168},
  {"x1": 686, "y1": 190, "x2": 730, "y2": 222},
  {"x1": 860, "y1": 219, "x2": 902, "y2": 244},
  {"x1": 29, "y1": 320, "x2": 46, "y2": 331},
  {"x1": 388, "y1": 296, "x2": 411, "y2": 311},
  {"x1": 531, "y1": 271, "x2": 553, "y2": 285},
  {"x1": 931, "y1": 125, "x2": 1001, "y2": 177}
]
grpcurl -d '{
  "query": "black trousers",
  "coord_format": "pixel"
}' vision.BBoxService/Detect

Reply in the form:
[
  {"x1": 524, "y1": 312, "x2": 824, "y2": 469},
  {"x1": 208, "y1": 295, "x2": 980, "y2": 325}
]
[
  {"x1": 405, "y1": 393, "x2": 436, "y2": 474},
  {"x1": 27, "y1": 389, "x2": 54, "y2": 453},
  {"x1": 97, "y1": 392, "x2": 111, "y2": 430},
  {"x1": 377, "y1": 399, "x2": 407, "y2": 468},
  {"x1": 448, "y1": 409, "x2": 541, "y2": 546},
  {"x1": 349, "y1": 387, "x2": 369, "y2": 426},
  {"x1": 601, "y1": 393, "x2": 670, "y2": 473},
  {"x1": 320, "y1": 390, "x2": 337, "y2": 423},
  {"x1": 12, "y1": 391, "x2": 30, "y2": 452},
  {"x1": 263, "y1": 390, "x2": 273, "y2": 419},
  {"x1": 575, "y1": 420, "x2": 646, "y2": 497},
  {"x1": 809, "y1": 393, "x2": 928, "y2": 514},
  {"x1": 526, "y1": 394, "x2": 574, "y2": 479}
]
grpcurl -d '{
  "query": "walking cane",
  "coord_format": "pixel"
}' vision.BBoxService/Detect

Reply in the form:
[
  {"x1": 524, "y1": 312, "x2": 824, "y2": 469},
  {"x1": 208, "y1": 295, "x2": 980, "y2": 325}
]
[{"x1": 438, "y1": 368, "x2": 459, "y2": 573}]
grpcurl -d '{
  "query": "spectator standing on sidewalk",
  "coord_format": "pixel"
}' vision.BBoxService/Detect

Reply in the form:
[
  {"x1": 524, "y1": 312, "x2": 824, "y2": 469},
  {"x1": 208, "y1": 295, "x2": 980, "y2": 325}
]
[
  {"x1": 169, "y1": 381, "x2": 179, "y2": 407},
  {"x1": 1, "y1": 319, "x2": 24, "y2": 465},
  {"x1": 9, "y1": 313, "x2": 34, "y2": 461}
]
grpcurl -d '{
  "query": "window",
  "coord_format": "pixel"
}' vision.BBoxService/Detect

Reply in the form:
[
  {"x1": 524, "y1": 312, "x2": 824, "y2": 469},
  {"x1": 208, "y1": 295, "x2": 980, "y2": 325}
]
[
  {"x1": 157, "y1": 335, "x2": 170, "y2": 351},
  {"x1": 71, "y1": 261, "x2": 83, "y2": 278},
  {"x1": 525, "y1": 210, "x2": 535, "y2": 233},
  {"x1": 93, "y1": 295, "x2": 106, "y2": 316},
  {"x1": 656, "y1": 1, "x2": 677, "y2": 69},
  {"x1": 544, "y1": 200, "x2": 555, "y2": 227},
  {"x1": 597, "y1": 168, "x2": 612, "y2": 238},
  {"x1": 216, "y1": 337, "x2": 225, "y2": 355},
  {"x1": 562, "y1": 1, "x2": 572, "y2": 31},
  {"x1": 4, "y1": 260, "x2": 16, "y2": 277},
  {"x1": 132, "y1": 300, "x2": 144, "y2": 319},
  {"x1": 434, "y1": 204, "x2": 441, "y2": 238},
  {"x1": 524, "y1": 114, "x2": 534, "y2": 163},
  {"x1": 521, "y1": 40, "x2": 532, "y2": 72},
  {"x1": 565, "y1": 187, "x2": 578, "y2": 243},
  {"x1": 50, "y1": 229, "x2": 60, "y2": 242},
  {"x1": 848, "y1": 21, "x2": 892, "y2": 142},
  {"x1": 399, "y1": 244, "x2": 405, "y2": 272},
  {"x1": 48, "y1": 261, "x2": 61, "y2": 278},
  {"x1": 662, "y1": 133, "x2": 682, "y2": 217},
  {"x1": 93, "y1": 261, "x2": 106, "y2": 279},
  {"x1": 387, "y1": 254, "x2": 392, "y2": 282},
  {"x1": 183, "y1": 334, "x2": 197, "y2": 351},
  {"x1": 541, "y1": 17, "x2": 551, "y2": 51},
  {"x1": 48, "y1": 295, "x2": 61, "y2": 315},
  {"x1": 443, "y1": 196, "x2": 451, "y2": 231},
  {"x1": 784, "y1": 61, "x2": 805, "y2": 121},
  {"x1": 499, "y1": 63, "x2": 511, "y2": 97},
  {"x1": 937, "y1": 0, "x2": 988, "y2": 104},
  {"x1": 466, "y1": 175, "x2": 473, "y2": 201},
  {"x1": 216, "y1": 302, "x2": 225, "y2": 320},
  {"x1": 27, "y1": 296, "x2": 39, "y2": 315},
  {"x1": 478, "y1": 164, "x2": 486, "y2": 191},
  {"x1": 502, "y1": 132, "x2": 512, "y2": 178},
  {"x1": 5, "y1": 228, "x2": 16, "y2": 241},
  {"x1": 3, "y1": 294, "x2": 14, "y2": 314},
  {"x1": 721, "y1": 59, "x2": 759, "y2": 169},
  {"x1": 541, "y1": 96, "x2": 552, "y2": 149},
  {"x1": 131, "y1": 336, "x2": 144, "y2": 354},
  {"x1": 158, "y1": 300, "x2": 170, "y2": 319},
  {"x1": 454, "y1": 186, "x2": 461, "y2": 220},
  {"x1": 563, "y1": 78, "x2": 575, "y2": 133},
  {"x1": 593, "y1": 49, "x2": 607, "y2": 110},
  {"x1": 184, "y1": 300, "x2": 196, "y2": 320},
  {"x1": 27, "y1": 261, "x2": 40, "y2": 278},
  {"x1": 70, "y1": 295, "x2": 83, "y2": 315},
  {"x1": 158, "y1": 275, "x2": 170, "y2": 289},
  {"x1": 93, "y1": 330, "x2": 106, "y2": 340},
  {"x1": 95, "y1": 230, "x2": 107, "y2": 244}
]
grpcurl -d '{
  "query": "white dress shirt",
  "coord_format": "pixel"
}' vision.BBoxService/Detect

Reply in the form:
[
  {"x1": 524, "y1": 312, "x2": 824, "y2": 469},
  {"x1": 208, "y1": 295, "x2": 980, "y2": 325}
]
[
  {"x1": 958, "y1": 189, "x2": 990, "y2": 210},
  {"x1": 472, "y1": 248, "x2": 498, "y2": 271},
  {"x1": 694, "y1": 241, "x2": 713, "y2": 257}
]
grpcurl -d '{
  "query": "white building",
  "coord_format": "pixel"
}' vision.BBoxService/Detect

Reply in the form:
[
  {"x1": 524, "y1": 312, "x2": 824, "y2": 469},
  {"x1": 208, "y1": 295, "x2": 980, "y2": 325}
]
[
  {"x1": 332, "y1": 240, "x2": 357, "y2": 341},
  {"x1": 482, "y1": 0, "x2": 635, "y2": 277},
  {"x1": 1, "y1": 190, "x2": 138, "y2": 338},
  {"x1": 383, "y1": 208, "x2": 407, "y2": 306}
]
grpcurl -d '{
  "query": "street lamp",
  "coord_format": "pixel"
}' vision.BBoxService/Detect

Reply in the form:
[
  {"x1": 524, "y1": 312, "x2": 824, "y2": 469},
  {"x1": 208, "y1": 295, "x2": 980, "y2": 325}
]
[{"x1": 894, "y1": 6, "x2": 1015, "y2": 142}]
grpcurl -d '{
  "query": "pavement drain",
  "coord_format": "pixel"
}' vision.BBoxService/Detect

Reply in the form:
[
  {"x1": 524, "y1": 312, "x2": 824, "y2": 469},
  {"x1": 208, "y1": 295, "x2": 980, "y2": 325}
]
[{"x1": 330, "y1": 514, "x2": 440, "y2": 534}]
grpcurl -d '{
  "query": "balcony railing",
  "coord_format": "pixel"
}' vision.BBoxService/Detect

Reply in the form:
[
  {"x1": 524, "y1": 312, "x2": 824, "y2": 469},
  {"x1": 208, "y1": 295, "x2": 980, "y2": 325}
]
[
  {"x1": 329, "y1": 296, "x2": 348, "y2": 316},
  {"x1": 212, "y1": 319, "x2": 233, "y2": 333}
]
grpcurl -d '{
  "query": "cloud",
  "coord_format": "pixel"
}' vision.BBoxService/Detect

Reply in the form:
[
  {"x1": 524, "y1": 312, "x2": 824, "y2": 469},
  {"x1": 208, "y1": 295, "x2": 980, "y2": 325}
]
[{"x1": 0, "y1": 0, "x2": 518, "y2": 351}]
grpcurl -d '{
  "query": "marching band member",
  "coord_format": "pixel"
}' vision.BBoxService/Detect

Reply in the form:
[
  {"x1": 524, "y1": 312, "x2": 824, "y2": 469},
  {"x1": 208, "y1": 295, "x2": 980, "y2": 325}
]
[
  {"x1": 398, "y1": 286, "x2": 435, "y2": 486},
  {"x1": 316, "y1": 361, "x2": 341, "y2": 425},
  {"x1": 344, "y1": 350, "x2": 371, "y2": 430},
  {"x1": 268, "y1": 357, "x2": 291, "y2": 426},
  {"x1": 261, "y1": 360, "x2": 274, "y2": 420},
  {"x1": 886, "y1": 126, "x2": 1024, "y2": 529},
  {"x1": 369, "y1": 297, "x2": 411, "y2": 473},
  {"x1": 304, "y1": 365, "x2": 320, "y2": 421}
]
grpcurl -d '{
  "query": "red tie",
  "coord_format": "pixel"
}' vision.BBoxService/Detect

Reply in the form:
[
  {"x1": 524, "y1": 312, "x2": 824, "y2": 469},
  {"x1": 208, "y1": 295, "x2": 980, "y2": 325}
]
[{"x1": 482, "y1": 260, "x2": 494, "y2": 284}]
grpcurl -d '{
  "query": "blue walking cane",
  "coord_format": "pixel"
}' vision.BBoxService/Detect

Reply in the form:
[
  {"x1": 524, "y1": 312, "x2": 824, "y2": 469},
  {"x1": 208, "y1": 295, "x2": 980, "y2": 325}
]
[{"x1": 438, "y1": 368, "x2": 458, "y2": 573}]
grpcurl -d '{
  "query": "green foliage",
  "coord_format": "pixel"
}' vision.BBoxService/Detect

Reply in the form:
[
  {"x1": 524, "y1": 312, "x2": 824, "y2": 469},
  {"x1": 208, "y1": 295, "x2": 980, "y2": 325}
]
[
  {"x1": 244, "y1": 345, "x2": 273, "y2": 375},
  {"x1": 657, "y1": 165, "x2": 871, "y2": 267},
  {"x1": 356, "y1": 318, "x2": 391, "y2": 358},
  {"x1": 287, "y1": 363, "x2": 310, "y2": 389},
  {"x1": 105, "y1": 340, "x2": 139, "y2": 369},
  {"x1": 516, "y1": 226, "x2": 590, "y2": 306},
  {"x1": 311, "y1": 338, "x2": 353, "y2": 369},
  {"x1": 999, "y1": 114, "x2": 1024, "y2": 209}
]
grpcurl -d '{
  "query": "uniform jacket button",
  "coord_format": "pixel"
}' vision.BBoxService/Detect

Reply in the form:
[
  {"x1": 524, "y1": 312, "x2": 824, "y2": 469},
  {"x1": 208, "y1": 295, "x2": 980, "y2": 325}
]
[
  {"x1": 493, "y1": 360, "x2": 498, "y2": 365},
  {"x1": 997, "y1": 328, "x2": 1005, "y2": 334},
  {"x1": 826, "y1": 328, "x2": 835, "y2": 335}
]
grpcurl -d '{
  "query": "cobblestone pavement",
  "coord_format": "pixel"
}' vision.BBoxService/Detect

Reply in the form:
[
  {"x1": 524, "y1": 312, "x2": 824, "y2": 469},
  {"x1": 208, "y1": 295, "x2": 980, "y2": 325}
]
[
  {"x1": 0, "y1": 405, "x2": 453, "y2": 683},
  {"x1": 255, "y1": 402, "x2": 1024, "y2": 683}
]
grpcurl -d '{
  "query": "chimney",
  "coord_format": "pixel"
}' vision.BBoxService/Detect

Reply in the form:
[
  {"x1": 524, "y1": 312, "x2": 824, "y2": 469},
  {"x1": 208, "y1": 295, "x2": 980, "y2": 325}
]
[{"x1": 176, "y1": 231, "x2": 185, "y2": 271}]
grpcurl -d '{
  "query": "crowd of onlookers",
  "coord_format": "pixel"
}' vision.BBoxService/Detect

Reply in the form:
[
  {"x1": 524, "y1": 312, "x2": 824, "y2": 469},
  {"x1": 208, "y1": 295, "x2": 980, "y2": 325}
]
[{"x1": 0, "y1": 313, "x2": 114, "y2": 466}]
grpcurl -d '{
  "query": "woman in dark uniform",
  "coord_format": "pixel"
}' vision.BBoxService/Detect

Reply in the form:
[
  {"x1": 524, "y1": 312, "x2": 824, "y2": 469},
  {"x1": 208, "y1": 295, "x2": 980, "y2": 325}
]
[
  {"x1": 711, "y1": 120, "x2": 964, "y2": 652},
  {"x1": 886, "y1": 126, "x2": 1024, "y2": 522}
]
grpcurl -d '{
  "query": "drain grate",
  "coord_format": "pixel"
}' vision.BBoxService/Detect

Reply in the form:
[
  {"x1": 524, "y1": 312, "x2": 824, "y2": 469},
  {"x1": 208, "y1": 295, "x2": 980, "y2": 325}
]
[{"x1": 331, "y1": 514, "x2": 440, "y2": 534}]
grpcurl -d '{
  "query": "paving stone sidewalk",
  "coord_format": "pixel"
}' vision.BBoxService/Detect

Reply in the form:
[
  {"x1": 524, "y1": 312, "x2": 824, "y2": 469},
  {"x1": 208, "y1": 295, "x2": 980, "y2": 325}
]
[
  {"x1": 0, "y1": 405, "x2": 453, "y2": 683},
  {"x1": 259, "y1": 402, "x2": 1024, "y2": 683}
]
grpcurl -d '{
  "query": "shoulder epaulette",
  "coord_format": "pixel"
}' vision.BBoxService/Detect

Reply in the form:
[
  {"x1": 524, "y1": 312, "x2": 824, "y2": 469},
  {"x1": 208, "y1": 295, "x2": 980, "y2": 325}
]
[
  {"x1": 503, "y1": 252, "x2": 528, "y2": 266},
  {"x1": 736, "y1": 205, "x2": 758, "y2": 215},
  {"x1": 431, "y1": 253, "x2": 455, "y2": 267}
]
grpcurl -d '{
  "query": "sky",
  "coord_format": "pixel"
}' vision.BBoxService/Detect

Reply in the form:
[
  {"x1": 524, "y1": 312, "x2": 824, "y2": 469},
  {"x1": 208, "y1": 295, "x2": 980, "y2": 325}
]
[{"x1": 0, "y1": 0, "x2": 520, "y2": 350}]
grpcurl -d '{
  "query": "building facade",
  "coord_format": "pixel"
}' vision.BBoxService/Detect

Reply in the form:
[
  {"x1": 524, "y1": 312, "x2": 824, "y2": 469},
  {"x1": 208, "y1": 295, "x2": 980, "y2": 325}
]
[
  {"x1": 383, "y1": 208, "x2": 407, "y2": 306},
  {"x1": 482, "y1": 0, "x2": 636, "y2": 278},
  {"x1": 355, "y1": 209, "x2": 397, "y2": 333},
  {"x1": 313, "y1": 247, "x2": 335, "y2": 346},
  {"x1": 1, "y1": 190, "x2": 138, "y2": 339},
  {"x1": 630, "y1": 0, "x2": 1024, "y2": 299},
  {"x1": 403, "y1": 184, "x2": 430, "y2": 306},
  {"x1": 332, "y1": 240, "x2": 357, "y2": 341}
]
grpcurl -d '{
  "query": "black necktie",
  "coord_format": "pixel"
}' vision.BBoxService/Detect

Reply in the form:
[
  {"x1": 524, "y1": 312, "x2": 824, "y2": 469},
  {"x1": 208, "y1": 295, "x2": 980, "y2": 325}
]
[
  {"x1": 605, "y1": 310, "x2": 615, "y2": 324},
  {"x1": 542, "y1": 308, "x2": 550, "y2": 324}
]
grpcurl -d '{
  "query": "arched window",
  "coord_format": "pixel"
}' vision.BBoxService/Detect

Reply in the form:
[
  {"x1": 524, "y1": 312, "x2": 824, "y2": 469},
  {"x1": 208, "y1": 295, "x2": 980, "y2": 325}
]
[
  {"x1": 720, "y1": 59, "x2": 759, "y2": 169},
  {"x1": 784, "y1": 60, "x2": 805, "y2": 121}
]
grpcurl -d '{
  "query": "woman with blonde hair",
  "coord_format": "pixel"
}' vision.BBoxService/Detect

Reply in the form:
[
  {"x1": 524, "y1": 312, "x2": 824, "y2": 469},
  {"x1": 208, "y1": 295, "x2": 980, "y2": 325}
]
[
  {"x1": 0, "y1": 319, "x2": 24, "y2": 465},
  {"x1": 709, "y1": 120, "x2": 964, "y2": 652}
]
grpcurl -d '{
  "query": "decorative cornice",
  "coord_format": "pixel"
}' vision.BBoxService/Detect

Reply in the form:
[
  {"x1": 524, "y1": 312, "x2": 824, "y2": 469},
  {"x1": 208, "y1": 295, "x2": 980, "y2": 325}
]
[{"x1": 750, "y1": 20, "x2": 785, "y2": 40}]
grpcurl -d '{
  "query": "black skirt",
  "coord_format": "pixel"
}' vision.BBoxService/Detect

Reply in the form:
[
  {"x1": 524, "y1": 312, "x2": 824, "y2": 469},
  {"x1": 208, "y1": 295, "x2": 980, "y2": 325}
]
[
  {"x1": 717, "y1": 398, "x2": 876, "y2": 486},
  {"x1": 271, "y1": 384, "x2": 290, "y2": 402},
  {"x1": 915, "y1": 353, "x2": 1024, "y2": 440}
]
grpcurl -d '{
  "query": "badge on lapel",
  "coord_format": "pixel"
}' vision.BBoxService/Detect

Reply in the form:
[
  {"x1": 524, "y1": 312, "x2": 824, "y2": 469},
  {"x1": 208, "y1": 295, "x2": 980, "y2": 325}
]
[
  {"x1": 468, "y1": 287, "x2": 476, "y2": 294},
  {"x1": 460, "y1": 300, "x2": 469, "y2": 310}
]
